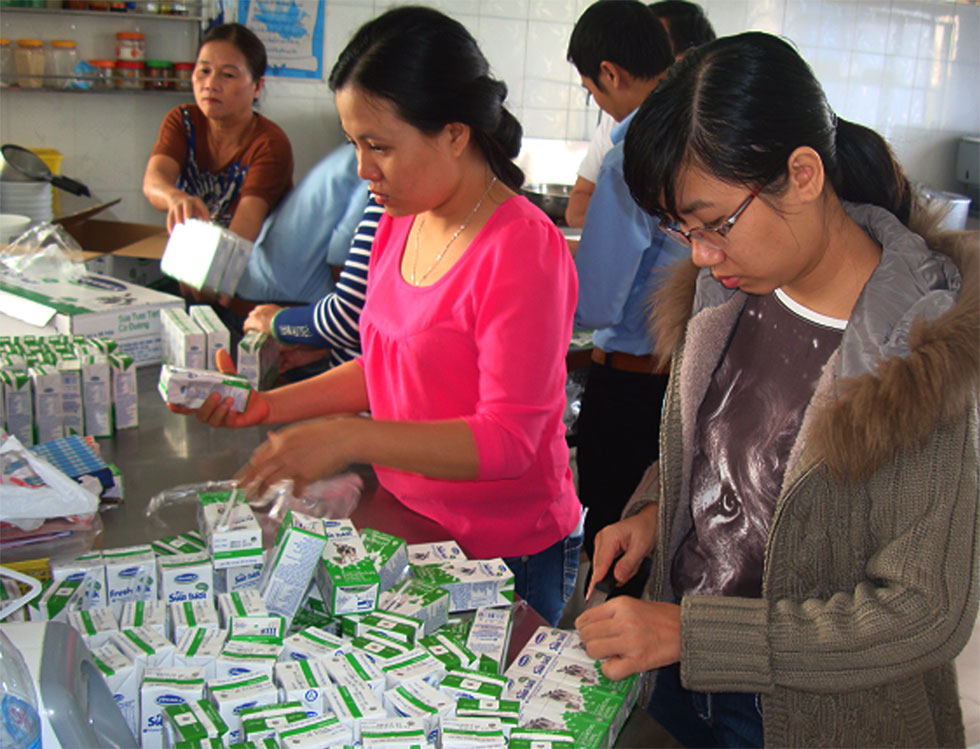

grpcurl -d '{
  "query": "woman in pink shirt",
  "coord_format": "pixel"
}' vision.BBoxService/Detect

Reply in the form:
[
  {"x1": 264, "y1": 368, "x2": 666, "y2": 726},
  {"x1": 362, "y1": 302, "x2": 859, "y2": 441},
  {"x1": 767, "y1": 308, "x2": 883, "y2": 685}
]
[{"x1": 184, "y1": 6, "x2": 583, "y2": 625}]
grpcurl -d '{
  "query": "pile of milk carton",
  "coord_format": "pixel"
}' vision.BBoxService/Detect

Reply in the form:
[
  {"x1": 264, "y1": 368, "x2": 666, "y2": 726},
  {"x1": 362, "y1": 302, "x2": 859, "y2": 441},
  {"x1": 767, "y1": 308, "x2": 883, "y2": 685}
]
[
  {"x1": 5, "y1": 492, "x2": 635, "y2": 748},
  {"x1": 1, "y1": 334, "x2": 139, "y2": 445}
]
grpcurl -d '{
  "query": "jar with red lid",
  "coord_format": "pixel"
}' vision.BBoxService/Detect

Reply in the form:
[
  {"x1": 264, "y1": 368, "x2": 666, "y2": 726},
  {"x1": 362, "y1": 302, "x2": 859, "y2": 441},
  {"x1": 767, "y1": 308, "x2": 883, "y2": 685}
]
[
  {"x1": 115, "y1": 31, "x2": 145, "y2": 62},
  {"x1": 115, "y1": 59, "x2": 144, "y2": 89},
  {"x1": 173, "y1": 61, "x2": 193, "y2": 91}
]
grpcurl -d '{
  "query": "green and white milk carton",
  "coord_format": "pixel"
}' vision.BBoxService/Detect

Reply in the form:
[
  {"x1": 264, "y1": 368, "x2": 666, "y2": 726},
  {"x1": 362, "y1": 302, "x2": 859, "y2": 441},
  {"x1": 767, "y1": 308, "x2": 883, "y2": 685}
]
[
  {"x1": 315, "y1": 523, "x2": 379, "y2": 616},
  {"x1": 411, "y1": 558, "x2": 515, "y2": 612},
  {"x1": 360, "y1": 527, "x2": 408, "y2": 592},
  {"x1": 259, "y1": 510, "x2": 326, "y2": 627},
  {"x1": 140, "y1": 666, "x2": 206, "y2": 749},
  {"x1": 162, "y1": 699, "x2": 228, "y2": 747},
  {"x1": 189, "y1": 304, "x2": 231, "y2": 370},
  {"x1": 108, "y1": 352, "x2": 139, "y2": 430}
]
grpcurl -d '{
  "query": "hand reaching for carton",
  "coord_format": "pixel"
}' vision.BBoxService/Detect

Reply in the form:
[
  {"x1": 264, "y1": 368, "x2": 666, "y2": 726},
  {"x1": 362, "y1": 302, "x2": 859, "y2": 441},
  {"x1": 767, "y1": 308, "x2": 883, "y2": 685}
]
[{"x1": 167, "y1": 348, "x2": 270, "y2": 428}]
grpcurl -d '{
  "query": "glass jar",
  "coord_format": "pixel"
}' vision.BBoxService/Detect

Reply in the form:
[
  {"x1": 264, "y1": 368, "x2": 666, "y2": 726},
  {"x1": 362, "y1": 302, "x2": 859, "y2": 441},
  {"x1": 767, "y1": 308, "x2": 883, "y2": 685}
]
[
  {"x1": 115, "y1": 31, "x2": 145, "y2": 62},
  {"x1": 173, "y1": 61, "x2": 193, "y2": 91},
  {"x1": 89, "y1": 58, "x2": 116, "y2": 89},
  {"x1": 115, "y1": 59, "x2": 143, "y2": 89},
  {"x1": 14, "y1": 39, "x2": 45, "y2": 89},
  {"x1": 145, "y1": 58, "x2": 173, "y2": 90},
  {"x1": 0, "y1": 39, "x2": 12, "y2": 88},
  {"x1": 48, "y1": 39, "x2": 78, "y2": 89}
]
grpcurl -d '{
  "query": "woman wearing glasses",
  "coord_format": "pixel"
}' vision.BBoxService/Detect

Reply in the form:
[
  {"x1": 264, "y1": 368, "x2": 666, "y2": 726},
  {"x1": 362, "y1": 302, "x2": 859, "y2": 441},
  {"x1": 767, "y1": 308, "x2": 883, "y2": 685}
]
[{"x1": 577, "y1": 32, "x2": 977, "y2": 747}]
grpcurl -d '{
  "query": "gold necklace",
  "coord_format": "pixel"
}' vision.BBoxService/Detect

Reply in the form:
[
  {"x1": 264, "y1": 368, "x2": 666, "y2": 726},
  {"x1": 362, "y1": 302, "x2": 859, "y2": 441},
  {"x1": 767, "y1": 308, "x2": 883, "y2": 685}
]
[{"x1": 412, "y1": 176, "x2": 498, "y2": 285}]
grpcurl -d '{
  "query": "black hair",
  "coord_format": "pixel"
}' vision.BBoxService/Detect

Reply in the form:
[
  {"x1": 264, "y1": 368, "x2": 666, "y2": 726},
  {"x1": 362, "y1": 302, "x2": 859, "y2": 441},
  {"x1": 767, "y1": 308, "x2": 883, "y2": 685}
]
[
  {"x1": 328, "y1": 6, "x2": 524, "y2": 191},
  {"x1": 567, "y1": 0, "x2": 674, "y2": 86},
  {"x1": 198, "y1": 22, "x2": 267, "y2": 81},
  {"x1": 648, "y1": 1, "x2": 716, "y2": 55},
  {"x1": 623, "y1": 32, "x2": 913, "y2": 226}
]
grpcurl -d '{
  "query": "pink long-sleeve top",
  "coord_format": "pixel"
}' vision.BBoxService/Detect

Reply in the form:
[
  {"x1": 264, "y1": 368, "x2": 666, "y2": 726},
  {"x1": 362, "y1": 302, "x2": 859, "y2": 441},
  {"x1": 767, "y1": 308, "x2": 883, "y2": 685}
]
[{"x1": 357, "y1": 195, "x2": 581, "y2": 559}]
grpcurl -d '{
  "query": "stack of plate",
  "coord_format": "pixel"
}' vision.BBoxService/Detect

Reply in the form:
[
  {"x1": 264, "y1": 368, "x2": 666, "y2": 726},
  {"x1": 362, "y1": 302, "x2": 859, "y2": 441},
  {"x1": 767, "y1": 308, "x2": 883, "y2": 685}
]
[{"x1": 0, "y1": 181, "x2": 53, "y2": 223}]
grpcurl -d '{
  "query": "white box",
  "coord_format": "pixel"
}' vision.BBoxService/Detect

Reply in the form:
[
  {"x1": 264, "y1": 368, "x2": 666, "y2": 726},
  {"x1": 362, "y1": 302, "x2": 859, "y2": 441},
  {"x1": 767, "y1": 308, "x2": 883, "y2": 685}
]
[
  {"x1": 419, "y1": 631, "x2": 477, "y2": 672},
  {"x1": 379, "y1": 647, "x2": 446, "y2": 690},
  {"x1": 322, "y1": 651, "x2": 385, "y2": 702},
  {"x1": 189, "y1": 305, "x2": 230, "y2": 370},
  {"x1": 170, "y1": 599, "x2": 220, "y2": 643},
  {"x1": 378, "y1": 577, "x2": 449, "y2": 636},
  {"x1": 0, "y1": 368, "x2": 32, "y2": 445},
  {"x1": 119, "y1": 600, "x2": 169, "y2": 639},
  {"x1": 466, "y1": 607, "x2": 512, "y2": 676},
  {"x1": 276, "y1": 714, "x2": 353, "y2": 748},
  {"x1": 66, "y1": 605, "x2": 118, "y2": 649},
  {"x1": 217, "y1": 590, "x2": 268, "y2": 628},
  {"x1": 50, "y1": 552, "x2": 107, "y2": 610},
  {"x1": 274, "y1": 658, "x2": 332, "y2": 717},
  {"x1": 411, "y1": 558, "x2": 514, "y2": 612},
  {"x1": 439, "y1": 668, "x2": 508, "y2": 702},
  {"x1": 28, "y1": 364, "x2": 63, "y2": 443},
  {"x1": 161, "y1": 699, "x2": 228, "y2": 747},
  {"x1": 359, "y1": 716, "x2": 427, "y2": 747},
  {"x1": 382, "y1": 679, "x2": 453, "y2": 743},
  {"x1": 174, "y1": 626, "x2": 228, "y2": 680},
  {"x1": 113, "y1": 625, "x2": 175, "y2": 668},
  {"x1": 280, "y1": 626, "x2": 349, "y2": 663},
  {"x1": 236, "y1": 330, "x2": 279, "y2": 391},
  {"x1": 161, "y1": 218, "x2": 253, "y2": 296},
  {"x1": 406, "y1": 540, "x2": 466, "y2": 565},
  {"x1": 81, "y1": 354, "x2": 111, "y2": 437},
  {"x1": 140, "y1": 666, "x2": 206, "y2": 749},
  {"x1": 215, "y1": 560, "x2": 264, "y2": 594},
  {"x1": 322, "y1": 679, "x2": 386, "y2": 743},
  {"x1": 205, "y1": 672, "x2": 278, "y2": 744},
  {"x1": 0, "y1": 266, "x2": 184, "y2": 365},
  {"x1": 259, "y1": 510, "x2": 326, "y2": 627},
  {"x1": 439, "y1": 716, "x2": 507, "y2": 748},
  {"x1": 454, "y1": 698, "x2": 521, "y2": 737},
  {"x1": 239, "y1": 701, "x2": 308, "y2": 742},
  {"x1": 91, "y1": 641, "x2": 140, "y2": 739},
  {"x1": 214, "y1": 640, "x2": 281, "y2": 680},
  {"x1": 227, "y1": 615, "x2": 286, "y2": 645},
  {"x1": 360, "y1": 527, "x2": 408, "y2": 592},
  {"x1": 158, "y1": 551, "x2": 214, "y2": 605},
  {"x1": 56, "y1": 354, "x2": 83, "y2": 435},
  {"x1": 161, "y1": 307, "x2": 206, "y2": 370},
  {"x1": 197, "y1": 490, "x2": 264, "y2": 570},
  {"x1": 158, "y1": 364, "x2": 252, "y2": 413},
  {"x1": 108, "y1": 352, "x2": 139, "y2": 430},
  {"x1": 340, "y1": 610, "x2": 422, "y2": 647},
  {"x1": 102, "y1": 545, "x2": 157, "y2": 616},
  {"x1": 31, "y1": 577, "x2": 84, "y2": 622}
]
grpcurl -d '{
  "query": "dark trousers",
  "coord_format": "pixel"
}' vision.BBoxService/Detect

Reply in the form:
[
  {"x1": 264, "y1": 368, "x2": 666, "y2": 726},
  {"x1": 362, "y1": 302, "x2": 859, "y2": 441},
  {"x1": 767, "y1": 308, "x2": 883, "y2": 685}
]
[{"x1": 576, "y1": 361, "x2": 669, "y2": 562}]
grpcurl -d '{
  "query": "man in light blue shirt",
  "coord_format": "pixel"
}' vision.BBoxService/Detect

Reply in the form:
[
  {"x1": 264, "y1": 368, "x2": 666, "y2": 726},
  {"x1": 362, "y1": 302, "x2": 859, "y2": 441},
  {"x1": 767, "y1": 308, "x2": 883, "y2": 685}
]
[
  {"x1": 236, "y1": 143, "x2": 369, "y2": 304},
  {"x1": 568, "y1": 0, "x2": 687, "y2": 572}
]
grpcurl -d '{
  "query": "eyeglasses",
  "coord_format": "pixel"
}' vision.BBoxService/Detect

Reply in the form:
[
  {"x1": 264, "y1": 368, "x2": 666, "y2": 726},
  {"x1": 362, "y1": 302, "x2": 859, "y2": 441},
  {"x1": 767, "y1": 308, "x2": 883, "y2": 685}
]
[{"x1": 658, "y1": 183, "x2": 766, "y2": 251}]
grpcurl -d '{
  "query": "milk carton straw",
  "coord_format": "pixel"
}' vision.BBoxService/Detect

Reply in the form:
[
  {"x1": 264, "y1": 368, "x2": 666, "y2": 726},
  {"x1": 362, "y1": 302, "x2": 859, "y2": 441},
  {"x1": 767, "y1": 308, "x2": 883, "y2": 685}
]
[
  {"x1": 28, "y1": 364, "x2": 63, "y2": 443},
  {"x1": 360, "y1": 528, "x2": 409, "y2": 592},
  {"x1": 162, "y1": 699, "x2": 229, "y2": 747},
  {"x1": 159, "y1": 552, "x2": 214, "y2": 605},
  {"x1": 91, "y1": 641, "x2": 140, "y2": 738},
  {"x1": 81, "y1": 353, "x2": 111, "y2": 437},
  {"x1": 171, "y1": 599, "x2": 221, "y2": 643},
  {"x1": 120, "y1": 600, "x2": 169, "y2": 638},
  {"x1": 205, "y1": 672, "x2": 278, "y2": 744},
  {"x1": 438, "y1": 716, "x2": 507, "y2": 748},
  {"x1": 140, "y1": 666, "x2": 206, "y2": 749},
  {"x1": 67, "y1": 605, "x2": 118, "y2": 648},
  {"x1": 382, "y1": 679, "x2": 453, "y2": 743},
  {"x1": 406, "y1": 540, "x2": 466, "y2": 565},
  {"x1": 279, "y1": 626, "x2": 348, "y2": 662},
  {"x1": 50, "y1": 551, "x2": 107, "y2": 609},
  {"x1": 259, "y1": 510, "x2": 326, "y2": 627},
  {"x1": 108, "y1": 352, "x2": 139, "y2": 430},
  {"x1": 359, "y1": 716, "x2": 427, "y2": 747},
  {"x1": 161, "y1": 307, "x2": 207, "y2": 370},
  {"x1": 275, "y1": 714, "x2": 353, "y2": 748},
  {"x1": 378, "y1": 577, "x2": 449, "y2": 636},
  {"x1": 217, "y1": 590, "x2": 268, "y2": 628},
  {"x1": 274, "y1": 658, "x2": 332, "y2": 717},
  {"x1": 238, "y1": 702, "x2": 308, "y2": 742},
  {"x1": 322, "y1": 679, "x2": 386, "y2": 742},
  {"x1": 189, "y1": 305, "x2": 231, "y2": 370},
  {"x1": 419, "y1": 631, "x2": 477, "y2": 672},
  {"x1": 214, "y1": 640, "x2": 281, "y2": 680},
  {"x1": 454, "y1": 698, "x2": 521, "y2": 737},
  {"x1": 322, "y1": 651, "x2": 386, "y2": 701},
  {"x1": 103, "y1": 544, "x2": 157, "y2": 616},
  {"x1": 439, "y1": 668, "x2": 508, "y2": 702},
  {"x1": 174, "y1": 627, "x2": 228, "y2": 679},
  {"x1": 159, "y1": 365, "x2": 252, "y2": 413}
]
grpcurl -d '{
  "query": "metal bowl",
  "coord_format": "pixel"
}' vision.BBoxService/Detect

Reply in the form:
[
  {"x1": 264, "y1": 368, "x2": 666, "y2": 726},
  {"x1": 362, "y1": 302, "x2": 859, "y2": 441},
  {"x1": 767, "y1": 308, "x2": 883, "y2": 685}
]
[{"x1": 522, "y1": 182, "x2": 573, "y2": 223}]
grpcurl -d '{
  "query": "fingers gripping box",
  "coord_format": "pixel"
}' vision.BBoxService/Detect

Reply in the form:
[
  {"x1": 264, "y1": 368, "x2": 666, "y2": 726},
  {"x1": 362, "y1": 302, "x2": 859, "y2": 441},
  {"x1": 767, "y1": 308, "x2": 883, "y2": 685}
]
[
  {"x1": 236, "y1": 330, "x2": 279, "y2": 391},
  {"x1": 159, "y1": 365, "x2": 252, "y2": 413}
]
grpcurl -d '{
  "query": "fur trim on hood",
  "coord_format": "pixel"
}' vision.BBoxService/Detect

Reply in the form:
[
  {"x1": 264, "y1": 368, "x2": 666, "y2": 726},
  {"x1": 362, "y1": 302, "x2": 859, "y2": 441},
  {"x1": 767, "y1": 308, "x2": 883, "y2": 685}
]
[{"x1": 649, "y1": 206, "x2": 979, "y2": 482}]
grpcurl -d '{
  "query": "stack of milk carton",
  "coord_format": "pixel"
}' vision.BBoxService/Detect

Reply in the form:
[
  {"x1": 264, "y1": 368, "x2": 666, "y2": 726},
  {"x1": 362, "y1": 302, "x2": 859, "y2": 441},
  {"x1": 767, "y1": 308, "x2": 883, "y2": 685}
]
[
  {"x1": 0, "y1": 334, "x2": 138, "y2": 445},
  {"x1": 10, "y1": 494, "x2": 631, "y2": 748},
  {"x1": 160, "y1": 219, "x2": 252, "y2": 299}
]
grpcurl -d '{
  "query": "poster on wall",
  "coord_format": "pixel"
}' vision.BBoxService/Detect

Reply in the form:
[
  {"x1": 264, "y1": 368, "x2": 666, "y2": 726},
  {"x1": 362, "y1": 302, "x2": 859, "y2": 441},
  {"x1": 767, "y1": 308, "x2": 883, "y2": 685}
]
[{"x1": 237, "y1": 0, "x2": 325, "y2": 79}]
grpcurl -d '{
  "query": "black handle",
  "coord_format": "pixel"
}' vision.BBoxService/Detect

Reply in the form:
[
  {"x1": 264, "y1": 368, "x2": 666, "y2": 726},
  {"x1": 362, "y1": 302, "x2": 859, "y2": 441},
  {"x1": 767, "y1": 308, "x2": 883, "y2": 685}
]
[{"x1": 50, "y1": 174, "x2": 91, "y2": 197}]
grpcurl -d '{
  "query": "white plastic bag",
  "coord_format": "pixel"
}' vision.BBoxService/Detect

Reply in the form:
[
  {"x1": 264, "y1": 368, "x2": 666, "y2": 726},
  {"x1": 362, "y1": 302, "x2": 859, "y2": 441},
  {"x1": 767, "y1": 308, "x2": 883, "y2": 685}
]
[{"x1": 0, "y1": 434, "x2": 99, "y2": 531}]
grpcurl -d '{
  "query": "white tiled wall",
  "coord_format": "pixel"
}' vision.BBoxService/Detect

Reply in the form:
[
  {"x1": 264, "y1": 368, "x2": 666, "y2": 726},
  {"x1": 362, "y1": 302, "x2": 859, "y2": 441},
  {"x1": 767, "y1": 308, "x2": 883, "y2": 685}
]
[{"x1": 1, "y1": 0, "x2": 977, "y2": 221}]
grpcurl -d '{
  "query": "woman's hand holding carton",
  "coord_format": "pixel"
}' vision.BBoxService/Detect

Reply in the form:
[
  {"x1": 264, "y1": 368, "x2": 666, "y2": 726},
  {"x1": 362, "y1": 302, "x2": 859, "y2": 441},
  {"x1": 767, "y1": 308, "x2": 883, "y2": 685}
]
[{"x1": 167, "y1": 348, "x2": 270, "y2": 428}]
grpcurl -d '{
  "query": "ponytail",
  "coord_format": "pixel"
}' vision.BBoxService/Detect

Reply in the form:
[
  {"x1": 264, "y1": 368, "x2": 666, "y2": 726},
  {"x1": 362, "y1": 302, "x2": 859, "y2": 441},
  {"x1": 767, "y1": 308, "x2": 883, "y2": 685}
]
[{"x1": 833, "y1": 118, "x2": 912, "y2": 225}]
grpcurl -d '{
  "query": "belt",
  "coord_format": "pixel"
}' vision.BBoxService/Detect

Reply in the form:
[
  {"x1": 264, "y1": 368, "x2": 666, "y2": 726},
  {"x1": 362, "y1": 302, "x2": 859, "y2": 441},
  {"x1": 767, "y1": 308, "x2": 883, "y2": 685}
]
[{"x1": 591, "y1": 347, "x2": 662, "y2": 374}]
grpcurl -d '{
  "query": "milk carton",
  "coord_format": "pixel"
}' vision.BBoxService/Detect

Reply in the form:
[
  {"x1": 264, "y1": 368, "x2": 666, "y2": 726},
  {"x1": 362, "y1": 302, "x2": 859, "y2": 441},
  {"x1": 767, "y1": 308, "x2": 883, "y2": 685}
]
[
  {"x1": 454, "y1": 698, "x2": 521, "y2": 737},
  {"x1": 162, "y1": 699, "x2": 229, "y2": 747},
  {"x1": 170, "y1": 599, "x2": 221, "y2": 643},
  {"x1": 465, "y1": 607, "x2": 513, "y2": 676},
  {"x1": 217, "y1": 590, "x2": 268, "y2": 628},
  {"x1": 238, "y1": 701, "x2": 308, "y2": 742},
  {"x1": 322, "y1": 679, "x2": 386, "y2": 742},
  {"x1": 56, "y1": 353, "x2": 83, "y2": 436},
  {"x1": 227, "y1": 615, "x2": 286, "y2": 645},
  {"x1": 275, "y1": 714, "x2": 353, "y2": 748},
  {"x1": 411, "y1": 558, "x2": 514, "y2": 612},
  {"x1": 350, "y1": 630, "x2": 411, "y2": 665},
  {"x1": 439, "y1": 668, "x2": 508, "y2": 702},
  {"x1": 214, "y1": 640, "x2": 281, "y2": 680},
  {"x1": 359, "y1": 716, "x2": 427, "y2": 747},
  {"x1": 506, "y1": 648, "x2": 637, "y2": 703},
  {"x1": 103, "y1": 545, "x2": 157, "y2": 616},
  {"x1": 32, "y1": 577, "x2": 84, "y2": 622},
  {"x1": 197, "y1": 490, "x2": 264, "y2": 570},
  {"x1": 507, "y1": 728, "x2": 576, "y2": 748},
  {"x1": 379, "y1": 647, "x2": 446, "y2": 690},
  {"x1": 159, "y1": 365, "x2": 252, "y2": 413},
  {"x1": 382, "y1": 679, "x2": 453, "y2": 743},
  {"x1": 81, "y1": 353, "x2": 111, "y2": 437},
  {"x1": 120, "y1": 600, "x2": 169, "y2": 639},
  {"x1": 273, "y1": 659, "x2": 332, "y2": 717},
  {"x1": 174, "y1": 627, "x2": 227, "y2": 679},
  {"x1": 50, "y1": 551, "x2": 107, "y2": 609},
  {"x1": 378, "y1": 577, "x2": 449, "y2": 636},
  {"x1": 140, "y1": 666, "x2": 206, "y2": 749},
  {"x1": 439, "y1": 716, "x2": 507, "y2": 748},
  {"x1": 360, "y1": 528, "x2": 408, "y2": 592},
  {"x1": 108, "y1": 352, "x2": 139, "y2": 430},
  {"x1": 153, "y1": 533, "x2": 207, "y2": 557},
  {"x1": 113, "y1": 625, "x2": 176, "y2": 668},
  {"x1": 259, "y1": 510, "x2": 326, "y2": 627},
  {"x1": 315, "y1": 529, "x2": 379, "y2": 617},
  {"x1": 1, "y1": 368, "x2": 32, "y2": 445},
  {"x1": 0, "y1": 577, "x2": 27, "y2": 622},
  {"x1": 205, "y1": 672, "x2": 278, "y2": 744},
  {"x1": 161, "y1": 218, "x2": 253, "y2": 297},
  {"x1": 340, "y1": 609, "x2": 422, "y2": 647},
  {"x1": 215, "y1": 560, "x2": 265, "y2": 594},
  {"x1": 419, "y1": 631, "x2": 477, "y2": 672},
  {"x1": 189, "y1": 305, "x2": 231, "y2": 370},
  {"x1": 91, "y1": 641, "x2": 140, "y2": 738},
  {"x1": 158, "y1": 552, "x2": 214, "y2": 605},
  {"x1": 236, "y1": 330, "x2": 278, "y2": 391},
  {"x1": 279, "y1": 626, "x2": 348, "y2": 663},
  {"x1": 406, "y1": 540, "x2": 466, "y2": 565},
  {"x1": 66, "y1": 605, "x2": 118, "y2": 648},
  {"x1": 161, "y1": 307, "x2": 206, "y2": 370},
  {"x1": 514, "y1": 700, "x2": 613, "y2": 749},
  {"x1": 322, "y1": 651, "x2": 386, "y2": 702},
  {"x1": 28, "y1": 364, "x2": 63, "y2": 443}
]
